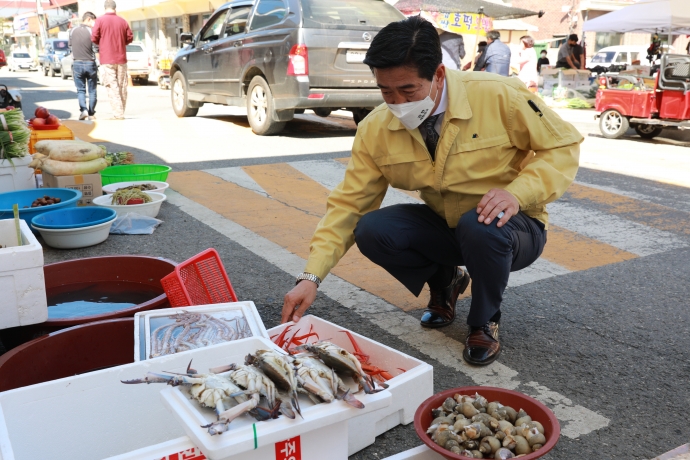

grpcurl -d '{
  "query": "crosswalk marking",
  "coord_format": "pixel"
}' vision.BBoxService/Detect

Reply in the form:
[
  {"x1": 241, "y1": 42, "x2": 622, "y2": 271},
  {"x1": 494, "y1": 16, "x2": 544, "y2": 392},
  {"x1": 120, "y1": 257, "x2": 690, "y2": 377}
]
[
  {"x1": 565, "y1": 182, "x2": 690, "y2": 237},
  {"x1": 166, "y1": 188, "x2": 611, "y2": 439},
  {"x1": 548, "y1": 201, "x2": 687, "y2": 256},
  {"x1": 186, "y1": 159, "x2": 683, "y2": 302}
]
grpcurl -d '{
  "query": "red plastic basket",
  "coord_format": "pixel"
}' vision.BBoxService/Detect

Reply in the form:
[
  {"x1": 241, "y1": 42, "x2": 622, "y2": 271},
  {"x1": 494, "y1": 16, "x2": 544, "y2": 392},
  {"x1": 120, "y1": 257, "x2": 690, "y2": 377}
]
[{"x1": 160, "y1": 249, "x2": 238, "y2": 307}]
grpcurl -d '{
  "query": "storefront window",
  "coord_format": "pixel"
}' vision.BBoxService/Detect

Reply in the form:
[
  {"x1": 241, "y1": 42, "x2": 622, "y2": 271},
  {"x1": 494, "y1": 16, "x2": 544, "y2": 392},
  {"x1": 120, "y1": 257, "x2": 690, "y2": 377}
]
[{"x1": 131, "y1": 20, "x2": 145, "y2": 42}]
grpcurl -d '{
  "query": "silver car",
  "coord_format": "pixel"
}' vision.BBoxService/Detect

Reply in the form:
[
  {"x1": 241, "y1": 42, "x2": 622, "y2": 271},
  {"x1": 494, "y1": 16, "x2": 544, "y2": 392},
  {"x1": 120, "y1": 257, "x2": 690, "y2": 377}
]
[
  {"x1": 8, "y1": 52, "x2": 38, "y2": 72},
  {"x1": 170, "y1": 0, "x2": 404, "y2": 135}
]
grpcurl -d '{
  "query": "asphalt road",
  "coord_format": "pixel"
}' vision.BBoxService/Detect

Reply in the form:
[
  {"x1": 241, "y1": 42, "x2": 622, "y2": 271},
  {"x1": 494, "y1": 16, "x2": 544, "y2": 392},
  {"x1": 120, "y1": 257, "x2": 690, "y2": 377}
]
[{"x1": 5, "y1": 69, "x2": 690, "y2": 459}]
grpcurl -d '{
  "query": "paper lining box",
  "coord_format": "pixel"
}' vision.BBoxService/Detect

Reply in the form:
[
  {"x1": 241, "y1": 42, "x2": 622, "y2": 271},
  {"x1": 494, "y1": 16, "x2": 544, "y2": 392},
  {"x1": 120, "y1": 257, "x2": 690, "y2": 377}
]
[{"x1": 41, "y1": 172, "x2": 102, "y2": 206}]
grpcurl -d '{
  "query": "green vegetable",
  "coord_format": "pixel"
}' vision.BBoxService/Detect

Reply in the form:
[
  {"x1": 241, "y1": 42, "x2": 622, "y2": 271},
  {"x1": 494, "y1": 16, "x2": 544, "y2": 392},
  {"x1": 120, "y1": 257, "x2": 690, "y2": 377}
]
[
  {"x1": 0, "y1": 109, "x2": 28, "y2": 132},
  {"x1": 565, "y1": 98, "x2": 592, "y2": 109},
  {"x1": 104, "y1": 151, "x2": 134, "y2": 166},
  {"x1": 0, "y1": 127, "x2": 30, "y2": 160}
]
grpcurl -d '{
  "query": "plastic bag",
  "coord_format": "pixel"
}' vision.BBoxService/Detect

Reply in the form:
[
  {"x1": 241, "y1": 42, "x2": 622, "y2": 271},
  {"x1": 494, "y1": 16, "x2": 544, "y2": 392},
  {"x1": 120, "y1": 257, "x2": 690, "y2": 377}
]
[{"x1": 109, "y1": 212, "x2": 163, "y2": 235}]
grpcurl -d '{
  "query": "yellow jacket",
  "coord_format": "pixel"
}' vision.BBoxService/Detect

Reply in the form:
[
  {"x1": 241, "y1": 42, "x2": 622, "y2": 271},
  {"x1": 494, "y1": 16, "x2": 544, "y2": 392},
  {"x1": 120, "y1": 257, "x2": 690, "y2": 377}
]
[{"x1": 305, "y1": 70, "x2": 583, "y2": 281}]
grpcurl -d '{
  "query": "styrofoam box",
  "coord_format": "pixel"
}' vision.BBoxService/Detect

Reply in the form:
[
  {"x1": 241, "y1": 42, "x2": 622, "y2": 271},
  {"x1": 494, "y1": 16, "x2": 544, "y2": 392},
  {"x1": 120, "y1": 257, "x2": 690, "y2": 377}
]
[
  {"x1": 0, "y1": 219, "x2": 47, "y2": 330},
  {"x1": 267, "y1": 315, "x2": 434, "y2": 456},
  {"x1": 383, "y1": 445, "x2": 445, "y2": 459},
  {"x1": 0, "y1": 157, "x2": 35, "y2": 193},
  {"x1": 159, "y1": 336, "x2": 391, "y2": 460},
  {"x1": 134, "y1": 301, "x2": 269, "y2": 361},
  {"x1": 0, "y1": 336, "x2": 389, "y2": 460}
]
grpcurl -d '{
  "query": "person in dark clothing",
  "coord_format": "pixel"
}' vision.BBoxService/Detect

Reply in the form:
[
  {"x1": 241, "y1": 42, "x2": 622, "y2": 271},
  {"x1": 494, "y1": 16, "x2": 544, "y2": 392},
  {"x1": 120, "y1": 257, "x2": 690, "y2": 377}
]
[
  {"x1": 473, "y1": 30, "x2": 511, "y2": 76},
  {"x1": 439, "y1": 31, "x2": 465, "y2": 70},
  {"x1": 556, "y1": 34, "x2": 584, "y2": 69},
  {"x1": 69, "y1": 12, "x2": 99, "y2": 120},
  {"x1": 537, "y1": 49, "x2": 550, "y2": 73}
]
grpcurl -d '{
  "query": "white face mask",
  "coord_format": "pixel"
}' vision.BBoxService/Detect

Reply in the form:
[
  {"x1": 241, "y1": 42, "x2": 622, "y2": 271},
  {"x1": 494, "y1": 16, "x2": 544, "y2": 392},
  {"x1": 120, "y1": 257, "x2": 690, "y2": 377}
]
[{"x1": 386, "y1": 78, "x2": 439, "y2": 130}]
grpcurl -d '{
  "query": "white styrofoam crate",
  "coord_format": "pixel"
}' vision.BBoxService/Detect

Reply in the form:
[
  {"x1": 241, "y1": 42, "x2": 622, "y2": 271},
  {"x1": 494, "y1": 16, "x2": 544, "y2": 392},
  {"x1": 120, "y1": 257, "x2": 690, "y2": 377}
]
[
  {"x1": 0, "y1": 157, "x2": 35, "y2": 193},
  {"x1": 267, "y1": 315, "x2": 434, "y2": 456},
  {"x1": 159, "y1": 336, "x2": 391, "y2": 460},
  {"x1": 134, "y1": 301, "x2": 269, "y2": 361},
  {"x1": 383, "y1": 445, "x2": 445, "y2": 459},
  {"x1": 0, "y1": 338, "x2": 378, "y2": 460},
  {"x1": 0, "y1": 219, "x2": 47, "y2": 330}
]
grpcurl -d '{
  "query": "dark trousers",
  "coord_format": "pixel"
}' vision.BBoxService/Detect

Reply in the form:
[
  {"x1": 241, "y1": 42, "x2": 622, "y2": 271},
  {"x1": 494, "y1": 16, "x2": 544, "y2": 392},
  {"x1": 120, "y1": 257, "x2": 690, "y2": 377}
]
[
  {"x1": 73, "y1": 61, "x2": 98, "y2": 116},
  {"x1": 354, "y1": 204, "x2": 547, "y2": 327}
]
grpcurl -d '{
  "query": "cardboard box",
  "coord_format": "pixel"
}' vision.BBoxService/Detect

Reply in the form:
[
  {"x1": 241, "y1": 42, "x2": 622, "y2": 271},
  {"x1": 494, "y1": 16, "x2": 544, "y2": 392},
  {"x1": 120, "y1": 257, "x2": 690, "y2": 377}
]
[{"x1": 42, "y1": 172, "x2": 102, "y2": 206}]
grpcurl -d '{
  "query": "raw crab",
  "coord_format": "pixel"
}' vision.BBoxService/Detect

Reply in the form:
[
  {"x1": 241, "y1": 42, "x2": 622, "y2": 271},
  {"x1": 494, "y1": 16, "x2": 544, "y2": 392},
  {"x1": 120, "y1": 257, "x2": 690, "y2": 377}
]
[
  {"x1": 245, "y1": 349, "x2": 302, "y2": 417},
  {"x1": 121, "y1": 360, "x2": 278, "y2": 435},
  {"x1": 291, "y1": 353, "x2": 364, "y2": 409},
  {"x1": 300, "y1": 341, "x2": 387, "y2": 394}
]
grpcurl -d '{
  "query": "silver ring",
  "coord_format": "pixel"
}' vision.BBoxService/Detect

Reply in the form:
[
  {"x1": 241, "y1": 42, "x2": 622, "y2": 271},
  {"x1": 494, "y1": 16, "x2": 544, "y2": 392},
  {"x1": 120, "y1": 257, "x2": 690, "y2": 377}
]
[{"x1": 497, "y1": 211, "x2": 505, "y2": 219}]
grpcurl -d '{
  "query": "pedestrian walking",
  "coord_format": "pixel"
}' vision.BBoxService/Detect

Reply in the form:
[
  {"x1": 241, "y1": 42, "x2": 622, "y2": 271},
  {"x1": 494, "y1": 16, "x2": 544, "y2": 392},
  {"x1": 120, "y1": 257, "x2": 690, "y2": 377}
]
[
  {"x1": 438, "y1": 30, "x2": 465, "y2": 70},
  {"x1": 69, "y1": 12, "x2": 99, "y2": 120},
  {"x1": 556, "y1": 34, "x2": 584, "y2": 70},
  {"x1": 473, "y1": 30, "x2": 511, "y2": 76},
  {"x1": 92, "y1": 0, "x2": 133, "y2": 120},
  {"x1": 517, "y1": 35, "x2": 538, "y2": 92},
  {"x1": 281, "y1": 17, "x2": 582, "y2": 366}
]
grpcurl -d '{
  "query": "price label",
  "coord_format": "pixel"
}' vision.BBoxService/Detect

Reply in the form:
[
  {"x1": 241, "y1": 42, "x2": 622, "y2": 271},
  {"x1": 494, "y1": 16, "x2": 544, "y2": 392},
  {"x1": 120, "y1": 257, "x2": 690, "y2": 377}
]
[
  {"x1": 161, "y1": 447, "x2": 206, "y2": 460},
  {"x1": 275, "y1": 435, "x2": 302, "y2": 460}
]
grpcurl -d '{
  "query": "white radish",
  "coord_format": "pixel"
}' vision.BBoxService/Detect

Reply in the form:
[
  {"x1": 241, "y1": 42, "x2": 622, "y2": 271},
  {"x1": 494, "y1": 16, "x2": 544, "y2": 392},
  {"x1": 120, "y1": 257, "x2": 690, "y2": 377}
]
[
  {"x1": 36, "y1": 157, "x2": 108, "y2": 176},
  {"x1": 34, "y1": 140, "x2": 105, "y2": 162}
]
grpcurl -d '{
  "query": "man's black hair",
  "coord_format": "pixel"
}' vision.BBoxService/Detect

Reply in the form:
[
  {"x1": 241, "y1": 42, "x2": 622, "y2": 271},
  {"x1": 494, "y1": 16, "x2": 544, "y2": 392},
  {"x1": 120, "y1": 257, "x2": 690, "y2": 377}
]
[
  {"x1": 363, "y1": 16, "x2": 441, "y2": 81},
  {"x1": 568, "y1": 34, "x2": 579, "y2": 42}
]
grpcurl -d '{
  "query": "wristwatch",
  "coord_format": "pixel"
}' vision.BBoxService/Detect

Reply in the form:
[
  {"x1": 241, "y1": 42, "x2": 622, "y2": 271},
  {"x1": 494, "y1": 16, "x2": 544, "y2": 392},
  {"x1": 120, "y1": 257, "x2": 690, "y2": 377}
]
[{"x1": 296, "y1": 272, "x2": 321, "y2": 288}]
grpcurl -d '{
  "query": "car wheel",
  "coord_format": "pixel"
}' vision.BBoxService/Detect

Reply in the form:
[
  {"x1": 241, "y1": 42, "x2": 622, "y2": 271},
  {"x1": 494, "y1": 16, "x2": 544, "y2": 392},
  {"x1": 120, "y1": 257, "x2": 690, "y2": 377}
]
[
  {"x1": 352, "y1": 108, "x2": 372, "y2": 125},
  {"x1": 246, "y1": 76, "x2": 285, "y2": 135},
  {"x1": 43, "y1": 66, "x2": 48, "y2": 76},
  {"x1": 313, "y1": 108, "x2": 332, "y2": 117},
  {"x1": 61, "y1": 70, "x2": 67, "y2": 80},
  {"x1": 634, "y1": 124, "x2": 663, "y2": 139},
  {"x1": 599, "y1": 109, "x2": 629, "y2": 139},
  {"x1": 50, "y1": 67, "x2": 56, "y2": 77},
  {"x1": 139, "y1": 76, "x2": 149, "y2": 85},
  {"x1": 170, "y1": 73, "x2": 198, "y2": 118}
]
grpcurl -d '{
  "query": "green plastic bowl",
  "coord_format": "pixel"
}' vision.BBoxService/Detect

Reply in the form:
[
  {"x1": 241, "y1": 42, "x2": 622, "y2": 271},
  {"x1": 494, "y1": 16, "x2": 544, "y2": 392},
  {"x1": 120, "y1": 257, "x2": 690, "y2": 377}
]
[{"x1": 100, "y1": 164, "x2": 172, "y2": 186}]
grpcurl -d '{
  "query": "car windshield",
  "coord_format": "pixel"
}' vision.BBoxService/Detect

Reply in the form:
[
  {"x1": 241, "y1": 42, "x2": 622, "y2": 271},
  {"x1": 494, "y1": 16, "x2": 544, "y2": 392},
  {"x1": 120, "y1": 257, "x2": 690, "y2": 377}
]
[
  {"x1": 591, "y1": 51, "x2": 615, "y2": 63},
  {"x1": 53, "y1": 41, "x2": 68, "y2": 50},
  {"x1": 13, "y1": 53, "x2": 30, "y2": 58},
  {"x1": 126, "y1": 45, "x2": 144, "y2": 52},
  {"x1": 300, "y1": 0, "x2": 403, "y2": 30}
]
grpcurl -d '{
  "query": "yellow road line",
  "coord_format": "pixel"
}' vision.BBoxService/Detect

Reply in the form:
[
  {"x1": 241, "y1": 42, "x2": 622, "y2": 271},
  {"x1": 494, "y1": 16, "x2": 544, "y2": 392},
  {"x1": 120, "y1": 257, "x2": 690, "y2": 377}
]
[
  {"x1": 170, "y1": 169, "x2": 431, "y2": 311},
  {"x1": 566, "y1": 183, "x2": 690, "y2": 236},
  {"x1": 542, "y1": 225, "x2": 637, "y2": 271}
]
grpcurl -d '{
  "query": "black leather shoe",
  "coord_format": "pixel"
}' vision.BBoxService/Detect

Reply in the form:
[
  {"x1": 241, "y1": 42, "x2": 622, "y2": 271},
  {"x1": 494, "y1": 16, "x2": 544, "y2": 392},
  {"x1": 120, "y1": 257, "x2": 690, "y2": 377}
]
[
  {"x1": 463, "y1": 322, "x2": 501, "y2": 366},
  {"x1": 420, "y1": 267, "x2": 470, "y2": 328}
]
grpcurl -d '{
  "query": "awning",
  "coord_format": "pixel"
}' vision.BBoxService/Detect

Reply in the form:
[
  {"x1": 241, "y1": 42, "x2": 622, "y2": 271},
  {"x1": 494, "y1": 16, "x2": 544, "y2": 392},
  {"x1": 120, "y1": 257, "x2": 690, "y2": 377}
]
[
  {"x1": 583, "y1": 0, "x2": 690, "y2": 34},
  {"x1": 393, "y1": 0, "x2": 537, "y2": 20},
  {"x1": 493, "y1": 19, "x2": 538, "y2": 32}
]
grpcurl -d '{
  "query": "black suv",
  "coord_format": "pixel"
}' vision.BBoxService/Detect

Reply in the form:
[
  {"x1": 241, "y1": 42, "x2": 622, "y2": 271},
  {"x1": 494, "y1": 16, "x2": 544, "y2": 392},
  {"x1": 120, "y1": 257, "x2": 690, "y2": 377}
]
[{"x1": 170, "y1": 0, "x2": 403, "y2": 134}]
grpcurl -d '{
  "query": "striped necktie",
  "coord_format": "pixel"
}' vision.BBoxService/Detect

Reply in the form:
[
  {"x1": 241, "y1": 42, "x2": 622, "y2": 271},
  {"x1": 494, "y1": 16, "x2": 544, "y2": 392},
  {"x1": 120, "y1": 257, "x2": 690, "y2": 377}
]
[{"x1": 422, "y1": 114, "x2": 441, "y2": 160}]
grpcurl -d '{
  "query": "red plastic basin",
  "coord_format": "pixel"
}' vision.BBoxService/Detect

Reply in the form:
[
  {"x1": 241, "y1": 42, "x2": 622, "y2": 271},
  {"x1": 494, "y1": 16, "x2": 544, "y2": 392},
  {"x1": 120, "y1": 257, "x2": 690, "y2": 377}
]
[
  {"x1": 0, "y1": 255, "x2": 176, "y2": 350},
  {"x1": 0, "y1": 318, "x2": 134, "y2": 392},
  {"x1": 414, "y1": 386, "x2": 560, "y2": 460}
]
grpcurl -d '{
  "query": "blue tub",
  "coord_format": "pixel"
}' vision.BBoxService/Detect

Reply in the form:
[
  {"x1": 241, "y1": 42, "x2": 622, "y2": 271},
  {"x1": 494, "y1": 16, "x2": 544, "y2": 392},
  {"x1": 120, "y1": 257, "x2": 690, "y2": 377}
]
[
  {"x1": 0, "y1": 188, "x2": 82, "y2": 223},
  {"x1": 32, "y1": 207, "x2": 116, "y2": 230}
]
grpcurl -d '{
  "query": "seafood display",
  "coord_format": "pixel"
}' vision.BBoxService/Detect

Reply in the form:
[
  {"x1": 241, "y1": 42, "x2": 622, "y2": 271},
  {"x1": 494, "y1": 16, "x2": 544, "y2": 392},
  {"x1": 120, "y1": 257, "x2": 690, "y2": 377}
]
[
  {"x1": 149, "y1": 311, "x2": 252, "y2": 358},
  {"x1": 272, "y1": 325, "x2": 402, "y2": 384},
  {"x1": 122, "y1": 342, "x2": 386, "y2": 436},
  {"x1": 426, "y1": 392, "x2": 546, "y2": 459}
]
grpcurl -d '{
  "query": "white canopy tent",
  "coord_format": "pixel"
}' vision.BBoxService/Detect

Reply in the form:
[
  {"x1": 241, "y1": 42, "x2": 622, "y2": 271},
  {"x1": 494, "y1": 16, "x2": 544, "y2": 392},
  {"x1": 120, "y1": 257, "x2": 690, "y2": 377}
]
[{"x1": 583, "y1": 0, "x2": 690, "y2": 35}]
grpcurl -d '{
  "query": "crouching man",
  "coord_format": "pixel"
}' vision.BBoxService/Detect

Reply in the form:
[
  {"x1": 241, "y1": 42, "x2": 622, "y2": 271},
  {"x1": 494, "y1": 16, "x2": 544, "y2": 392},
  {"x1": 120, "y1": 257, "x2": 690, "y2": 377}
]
[{"x1": 282, "y1": 17, "x2": 582, "y2": 366}]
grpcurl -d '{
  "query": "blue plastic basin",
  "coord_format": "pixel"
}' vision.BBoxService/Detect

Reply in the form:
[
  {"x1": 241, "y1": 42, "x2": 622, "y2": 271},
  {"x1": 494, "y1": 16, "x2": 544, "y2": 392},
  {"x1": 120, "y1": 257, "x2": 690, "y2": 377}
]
[
  {"x1": 0, "y1": 188, "x2": 82, "y2": 223},
  {"x1": 32, "y1": 207, "x2": 117, "y2": 230}
]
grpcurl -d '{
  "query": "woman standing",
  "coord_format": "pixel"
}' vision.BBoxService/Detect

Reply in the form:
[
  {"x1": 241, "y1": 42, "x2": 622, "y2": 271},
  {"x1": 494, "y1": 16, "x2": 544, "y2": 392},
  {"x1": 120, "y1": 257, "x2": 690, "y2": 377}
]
[{"x1": 517, "y1": 35, "x2": 538, "y2": 92}]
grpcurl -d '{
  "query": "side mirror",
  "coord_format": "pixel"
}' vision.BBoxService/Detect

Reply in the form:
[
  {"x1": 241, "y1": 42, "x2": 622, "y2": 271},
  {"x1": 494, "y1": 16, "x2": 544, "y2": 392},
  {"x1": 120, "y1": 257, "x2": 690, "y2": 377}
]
[{"x1": 180, "y1": 33, "x2": 194, "y2": 45}]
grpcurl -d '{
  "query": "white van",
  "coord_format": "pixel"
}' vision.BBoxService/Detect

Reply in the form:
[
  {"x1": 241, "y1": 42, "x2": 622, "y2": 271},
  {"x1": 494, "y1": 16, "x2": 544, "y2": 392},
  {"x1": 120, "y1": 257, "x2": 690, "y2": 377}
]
[{"x1": 586, "y1": 45, "x2": 648, "y2": 70}]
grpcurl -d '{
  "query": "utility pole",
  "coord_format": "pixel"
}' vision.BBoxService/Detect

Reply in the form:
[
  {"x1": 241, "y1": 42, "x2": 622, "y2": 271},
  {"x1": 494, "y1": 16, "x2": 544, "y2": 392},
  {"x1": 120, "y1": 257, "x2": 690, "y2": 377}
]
[{"x1": 36, "y1": 0, "x2": 48, "y2": 45}]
